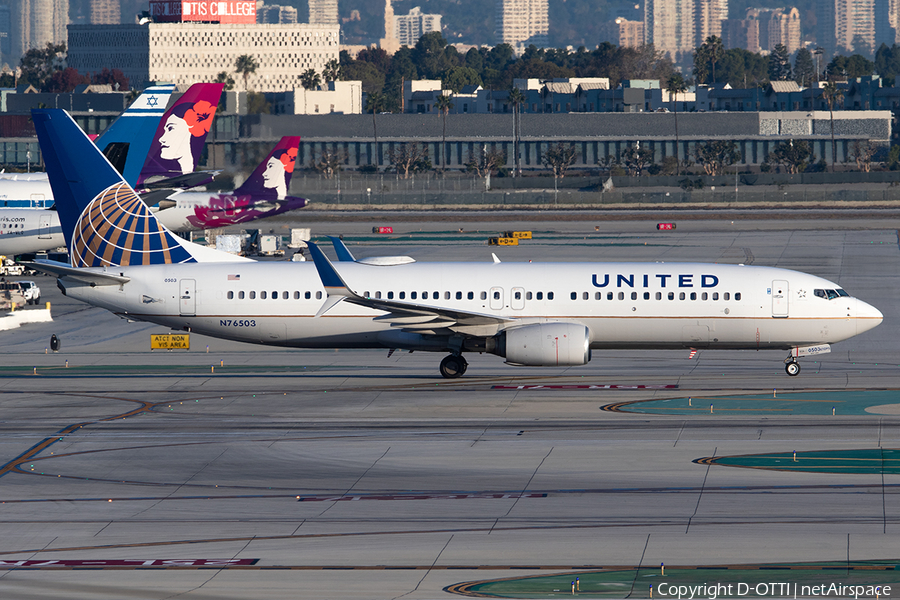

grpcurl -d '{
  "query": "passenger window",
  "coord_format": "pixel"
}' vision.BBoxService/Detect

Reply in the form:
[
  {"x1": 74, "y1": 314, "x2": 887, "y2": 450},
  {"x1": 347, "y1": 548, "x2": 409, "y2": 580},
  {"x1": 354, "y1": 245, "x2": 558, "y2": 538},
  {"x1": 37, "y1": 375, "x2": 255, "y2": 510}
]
[
  {"x1": 724, "y1": 292, "x2": 730, "y2": 301},
  {"x1": 607, "y1": 292, "x2": 613, "y2": 300},
  {"x1": 668, "y1": 292, "x2": 674, "y2": 300},
  {"x1": 481, "y1": 291, "x2": 487, "y2": 300},
  {"x1": 250, "y1": 291, "x2": 256, "y2": 299},
  {"x1": 712, "y1": 292, "x2": 719, "y2": 300},
  {"x1": 305, "y1": 291, "x2": 311, "y2": 299},
  {"x1": 618, "y1": 292, "x2": 624, "y2": 300},
  {"x1": 468, "y1": 292, "x2": 474, "y2": 300},
  {"x1": 422, "y1": 292, "x2": 427, "y2": 299},
  {"x1": 238, "y1": 291, "x2": 245, "y2": 299},
  {"x1": 690, "y1": 292, "x2": 696, "y2": 300},
  {"x1": 735, "y1": 292, "x2": 741, "y2": 301},
  {"x1": 399, "y1": 292, "x2": 405, "y2": 299},
  {"x1": 456, "y1": 291, "x2": 462, "y2": 300},
  {"x1": 227, "y1": 291, "x2": 234, "y2": 299},
  {"x1": 679, "y1": 292, "x2": 685, "y2": 300},
  {"x1": 583, "y1": 292, "x2": 589, "y2": 300},
  {"x1": 316, "y1": 291, "x2": 322, "y2": 300},
  {"x1": 493, "y1": 291, "x2": 500, "y2": 300},
  {"x1": 548, "y1": 292, "x2": 554, "y2": 300},
  {"x1": 631, "y1": 292, "x2": 637, "y2": 300},
  {"x1": 595, "y1": 292, "x2": 602, "y2": 300},
  {"x1": 515, "y1": 291, "x2": 522, "y2": 300},
  {"x1": 571, "y1": 292, "x2": 577, "y2": 300},
  {"x1": 294, "y1": 291, "x2": 300, "y2": 299},
  {"x1": 526, "y1": 292, "x2": 533, "y2": 300},
  {"x1": 655, "y1": 292, "x2": 661, "y2": 300},
  {"x1": 444, "y1": 292, "x2": 450, "y2": 300},
  {"x1": 375, "y1": 291, "x2": 382, "y2": 299},
  {"x1": 536, "y1": 292, "x2": 543, "y2": 300},
  {"x1": 411, "y1": 292, "x2": 417, "y2": 300},
  {"x1": 272, "y1": 290, "x2": 277, "y2": 299},
  {"x1": 643, "y1": 292, "x2": 650, "y2": 300},
  {"x1": 702, "y1": 292, "x2": 708, "y2": 300},
  {"x1": 388, "y1": 292, "x2": 394, "y2": 299},
  {"x1": 261, "y1": 291, "x2": 267, "y2": 300}
]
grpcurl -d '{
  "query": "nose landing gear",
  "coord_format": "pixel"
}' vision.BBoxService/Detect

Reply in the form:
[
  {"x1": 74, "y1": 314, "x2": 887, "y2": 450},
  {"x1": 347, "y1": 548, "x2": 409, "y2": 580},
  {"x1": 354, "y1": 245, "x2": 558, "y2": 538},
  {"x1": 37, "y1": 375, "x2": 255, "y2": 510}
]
[
  {"x1": 439, "y1": 354, "x2": 468, "y2": 379},
  {"x1": 784, "y1": 359, "x2": 801, "y2": 376}
]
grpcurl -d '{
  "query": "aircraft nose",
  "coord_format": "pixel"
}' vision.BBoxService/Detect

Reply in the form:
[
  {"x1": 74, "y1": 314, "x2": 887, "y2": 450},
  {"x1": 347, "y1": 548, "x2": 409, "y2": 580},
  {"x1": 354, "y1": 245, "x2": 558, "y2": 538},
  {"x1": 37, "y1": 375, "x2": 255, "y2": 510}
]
[{"x1": 856, "y1": 298, "x2": 883, "y2": 333}]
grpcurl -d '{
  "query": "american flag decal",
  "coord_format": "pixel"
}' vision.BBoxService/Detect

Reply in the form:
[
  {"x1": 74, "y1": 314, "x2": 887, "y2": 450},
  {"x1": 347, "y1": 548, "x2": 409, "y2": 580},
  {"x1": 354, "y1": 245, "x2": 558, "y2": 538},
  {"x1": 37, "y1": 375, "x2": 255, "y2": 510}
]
[{"x1": 228, "y1": 274, "x2": 240, "y2": 280}]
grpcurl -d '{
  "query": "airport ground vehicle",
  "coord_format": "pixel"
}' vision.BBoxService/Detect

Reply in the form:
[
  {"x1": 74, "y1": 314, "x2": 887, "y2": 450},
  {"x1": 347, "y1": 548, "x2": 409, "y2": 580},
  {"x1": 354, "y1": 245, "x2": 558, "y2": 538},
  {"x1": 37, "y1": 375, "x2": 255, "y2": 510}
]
[
  {"x1": 18, "y1": 280, "x2": 41, "y2": 304},
  {"x1": 0, "y1": 281, "x2": 25, "y2": 310}
]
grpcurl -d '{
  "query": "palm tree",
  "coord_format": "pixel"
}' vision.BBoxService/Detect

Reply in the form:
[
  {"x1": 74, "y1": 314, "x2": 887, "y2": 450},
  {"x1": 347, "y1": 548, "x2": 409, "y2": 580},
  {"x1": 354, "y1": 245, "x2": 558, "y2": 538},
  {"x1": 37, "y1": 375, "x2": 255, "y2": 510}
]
[
  {"x1": 300, "y1": 69, "x2": 321, "y2": 91},
  {"x1": 822, "y1": 81, "x2": 844, "y2": 172},
  {"x1": 435, "y1": 93, "x2": 454, "y2": 172},
  {"x1": 365, "y1": 92, "x2": 385, "y2": 167},
  {"x1": 234, "y1": 54, "x2": 258, "y2": 91},
  {"x1": 665, "y1": 73, "x2": 688, "y2": 175},
  {"x1": 322, "y1": 59, "x2": 341, "y2": 83},
  {"x1": 508, "y1": 87, "x2": 526, "y2": 177}
]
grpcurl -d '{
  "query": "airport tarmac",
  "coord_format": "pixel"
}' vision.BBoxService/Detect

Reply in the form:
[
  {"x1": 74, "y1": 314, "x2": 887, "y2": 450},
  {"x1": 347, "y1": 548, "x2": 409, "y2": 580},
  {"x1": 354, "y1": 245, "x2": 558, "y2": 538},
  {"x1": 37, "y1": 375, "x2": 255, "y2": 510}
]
[{"x1": 0, "y1": 216, "x2": 899, "y2": 599}]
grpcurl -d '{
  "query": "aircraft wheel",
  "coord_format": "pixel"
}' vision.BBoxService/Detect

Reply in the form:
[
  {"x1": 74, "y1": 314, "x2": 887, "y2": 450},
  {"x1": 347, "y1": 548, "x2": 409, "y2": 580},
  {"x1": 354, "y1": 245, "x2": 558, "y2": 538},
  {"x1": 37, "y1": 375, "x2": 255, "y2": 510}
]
[
  {"x1": 785, "y1": 361, "x2": 801, "y2": 376},
  {"x1": 440, "y1": 355, "x2": 466, "y2": 379}
]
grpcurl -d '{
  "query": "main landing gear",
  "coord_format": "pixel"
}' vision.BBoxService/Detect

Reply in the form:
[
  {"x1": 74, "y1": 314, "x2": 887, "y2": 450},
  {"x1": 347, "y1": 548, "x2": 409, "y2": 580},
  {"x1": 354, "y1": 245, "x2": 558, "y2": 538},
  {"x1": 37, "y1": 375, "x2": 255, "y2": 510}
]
[
  {"x1": 439, "y1": 354, "x2": 468, "y2": 379},
  {"x1": 784, "y1": 359, "x2": 801, "y2": 376}
]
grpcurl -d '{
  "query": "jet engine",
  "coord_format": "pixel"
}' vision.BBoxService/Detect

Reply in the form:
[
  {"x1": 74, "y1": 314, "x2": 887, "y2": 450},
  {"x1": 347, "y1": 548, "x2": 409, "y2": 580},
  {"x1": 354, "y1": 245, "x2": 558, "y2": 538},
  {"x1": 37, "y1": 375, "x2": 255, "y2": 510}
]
[{"x1": 495, "y1": 323, "x2": 591, "y2": 367}]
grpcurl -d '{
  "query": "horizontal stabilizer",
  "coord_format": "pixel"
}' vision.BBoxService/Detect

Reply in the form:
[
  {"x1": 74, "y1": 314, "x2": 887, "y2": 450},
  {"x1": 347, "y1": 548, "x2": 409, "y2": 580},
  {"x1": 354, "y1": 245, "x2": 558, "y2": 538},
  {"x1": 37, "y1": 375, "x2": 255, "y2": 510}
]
[{"x1": 25, "y1": 260, "x2": 130, "y2": 285}]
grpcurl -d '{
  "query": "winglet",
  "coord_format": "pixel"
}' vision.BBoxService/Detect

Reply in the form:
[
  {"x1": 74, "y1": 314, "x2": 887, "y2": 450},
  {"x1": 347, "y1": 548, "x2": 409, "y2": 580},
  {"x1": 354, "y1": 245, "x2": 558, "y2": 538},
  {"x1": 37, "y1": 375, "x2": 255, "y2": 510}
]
[
  {"x1": 492, "y1": 253, "x2": 501, "y2": 263},
  {"x1": 328, "y1": 236, "x2": 356, "y2": 261},
  {"x1": 307, "y1": 241, "x2": 357, "y2": 316}
]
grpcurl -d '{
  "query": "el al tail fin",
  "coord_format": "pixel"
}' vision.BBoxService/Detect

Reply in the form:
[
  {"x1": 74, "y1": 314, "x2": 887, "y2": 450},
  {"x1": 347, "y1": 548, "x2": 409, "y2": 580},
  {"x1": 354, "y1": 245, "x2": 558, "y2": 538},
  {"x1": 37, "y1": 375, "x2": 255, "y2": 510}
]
[
  {"x1": 136, "y1": 82, "x2": 224, "y2": 188},
  {"x1": 32, "y1": 109, "x2": 197, "y2": 267},
  {"x1": 94, "y1": 83, "x2": 176, "y2": 187},
  {"x1": 235, "y1": 136, "x2": 301, "y2": 199}
]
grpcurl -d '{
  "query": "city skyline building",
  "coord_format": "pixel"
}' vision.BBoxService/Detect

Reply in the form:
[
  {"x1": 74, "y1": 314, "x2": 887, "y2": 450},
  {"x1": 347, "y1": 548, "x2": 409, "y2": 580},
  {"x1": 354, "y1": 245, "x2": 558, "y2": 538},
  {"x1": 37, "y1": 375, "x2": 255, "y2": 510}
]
[
  {"x1": 694, "y1": 0, "x2": 728, "y2": 46},
  {"x1": 496, "y1": 0, "x2": 549, "y2": 54},
  {"x1": 601, "y1": 17, "x2": 644, "y2": 48},
  {"x1": 379, "y1": 0, "x2": 400, "y2": 53},
  {"x1": 721, "y1": 16, "x2": 760, "y2": 52},
  {"x1": 816, "y1": 0, "x2": 876, "y2": 57},
  {"x1": 89, "y1": 0, "x2": 120, "y2": 24},
  {"x1": 643, "y1": 0, "x2": 695, "y2": 59},
  {"x1": 395, "y1": 6, "x2": 441, "y2": 47},
  {"x1": 759, "y1": 7, "x2": 801, "y2": 54},
  {"x1": 9, "y1": 0, "x2": 69, "y2": 60},
  {"x1": 257, "y1": 2, "x2": 298, "y2": 24},
  {"x1": 308, "y1": 0, "x2": 338, "y2": 25}
]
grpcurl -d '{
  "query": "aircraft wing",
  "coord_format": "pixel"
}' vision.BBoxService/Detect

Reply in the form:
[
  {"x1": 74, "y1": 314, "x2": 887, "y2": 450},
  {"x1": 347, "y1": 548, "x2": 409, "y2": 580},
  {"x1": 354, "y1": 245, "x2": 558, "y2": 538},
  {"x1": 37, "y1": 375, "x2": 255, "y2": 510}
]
[
  {"x1": 306, "y1": 242, "x2": 513, "y2": 330},
  {"x1": 25, "y1": 260, "x2": 130, "y2": 286}
]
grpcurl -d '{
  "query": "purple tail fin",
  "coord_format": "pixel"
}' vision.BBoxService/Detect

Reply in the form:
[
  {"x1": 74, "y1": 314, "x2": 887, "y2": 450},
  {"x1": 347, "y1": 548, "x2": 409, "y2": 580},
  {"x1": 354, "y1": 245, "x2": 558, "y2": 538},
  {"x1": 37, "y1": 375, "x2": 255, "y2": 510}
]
[
  {"x1": 136, "y1": 82, "x2": 225, "y2": 188},
  {"x1": 235, "y1": 136, "x2": 301, "y2": 200}
]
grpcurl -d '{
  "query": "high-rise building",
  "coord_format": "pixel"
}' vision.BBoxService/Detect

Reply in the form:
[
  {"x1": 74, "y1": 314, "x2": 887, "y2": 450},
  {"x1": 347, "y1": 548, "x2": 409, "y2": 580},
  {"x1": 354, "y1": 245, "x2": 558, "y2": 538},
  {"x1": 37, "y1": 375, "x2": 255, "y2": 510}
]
[
  {"x1": 257, "y1": 3, "x2": 298, "y2": 24},
  {"x1": 496, "y1": 0, "x2": 549, "y2": 54},
  {"x1": 0, "y1": 4, "x2": 12, "y2": 64},
  {"x1": 601, "y1": 17, "x2": 644, "y2": 48},
  {"x1": 379, "y1": 0, "x2": 400, "y2": 53},
  {"x1": 721, "y1": 17, "x2": 760, "y2": 52},
  {"x1": 816, "y1": 0, "x2": 876, "y2": 57},
  {"x1": 308, "y1": 0, "x2": 338, "y2": 25},
  {"x1": 9, "y1": 0, "x2": 69, "y2": 59},
  {"x1": 695, "y1": 0, "x2": 728, "y2": 46},
  {"x1": 395, "y1": 7, "x2": 441, "y2": 47},
  {"x1": 89, "y1": 0, "x2": 120, "y2": 24},
  {"x1": 644, "y1": 0, "x2": 695, "y2": 59},
  {"x1": 762, "y1": 7, "x2": 801, "y2": 54}
]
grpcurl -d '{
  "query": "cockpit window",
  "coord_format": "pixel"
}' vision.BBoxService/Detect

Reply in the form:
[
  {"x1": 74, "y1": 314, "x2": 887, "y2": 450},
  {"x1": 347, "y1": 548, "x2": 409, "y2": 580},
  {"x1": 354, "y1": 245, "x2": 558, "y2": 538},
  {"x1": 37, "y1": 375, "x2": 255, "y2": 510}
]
[{"x1": 814, "y1": 288, "x2": 849, "y2": 300}]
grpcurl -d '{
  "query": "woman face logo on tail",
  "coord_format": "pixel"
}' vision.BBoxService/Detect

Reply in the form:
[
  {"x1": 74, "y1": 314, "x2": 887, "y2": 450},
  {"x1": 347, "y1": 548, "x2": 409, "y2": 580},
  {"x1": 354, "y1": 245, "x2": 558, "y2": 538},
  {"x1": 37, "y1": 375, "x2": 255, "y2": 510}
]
[
  {"x1": 156, "y1": 100, "x2": 216, "y2": 175},
  {"x1": 262, "y1": 147, "x2": 297, "y2": 200}
]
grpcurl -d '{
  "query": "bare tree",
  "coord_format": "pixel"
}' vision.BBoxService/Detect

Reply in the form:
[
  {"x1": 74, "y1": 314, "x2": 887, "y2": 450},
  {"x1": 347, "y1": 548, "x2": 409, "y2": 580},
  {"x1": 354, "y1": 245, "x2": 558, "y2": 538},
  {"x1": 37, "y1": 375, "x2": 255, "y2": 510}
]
[
  {"x1": 465, "y1": 146, "x2": 507, "y2": 177},
  {"x1": 308, "y1": 147, "x2": 347, "y2": 179},
  {"x1": 541, "y1": 142, "x2": 578, "y2": 178},
  {"x1": 389, "y1": 143, "x2": 431, "y2": 179}
]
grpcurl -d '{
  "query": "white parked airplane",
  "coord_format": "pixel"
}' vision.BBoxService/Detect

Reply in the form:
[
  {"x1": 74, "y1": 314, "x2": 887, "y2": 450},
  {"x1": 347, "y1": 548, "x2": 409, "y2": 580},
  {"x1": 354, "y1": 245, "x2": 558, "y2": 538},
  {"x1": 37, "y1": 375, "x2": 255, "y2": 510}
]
[{"x1": 31, "y1": 109, "x2": 884, "y2": 378}]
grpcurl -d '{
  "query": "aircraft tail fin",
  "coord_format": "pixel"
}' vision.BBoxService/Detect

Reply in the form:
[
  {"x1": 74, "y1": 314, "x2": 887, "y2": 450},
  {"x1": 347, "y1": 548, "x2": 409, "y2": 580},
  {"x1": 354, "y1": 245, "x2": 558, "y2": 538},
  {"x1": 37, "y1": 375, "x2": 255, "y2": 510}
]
[
  {"x1": 95, "y1": 83, "x2": 176, "y2": 186},
  {"x1": 33, "y1": 109, "x2": 198, "y2": 267},
  {"x1": 136, "y1": 82, "x2": 224, "y2": 188},
  {"x1": 234, "y1": 136, "x2": 301, "y2": 199}
]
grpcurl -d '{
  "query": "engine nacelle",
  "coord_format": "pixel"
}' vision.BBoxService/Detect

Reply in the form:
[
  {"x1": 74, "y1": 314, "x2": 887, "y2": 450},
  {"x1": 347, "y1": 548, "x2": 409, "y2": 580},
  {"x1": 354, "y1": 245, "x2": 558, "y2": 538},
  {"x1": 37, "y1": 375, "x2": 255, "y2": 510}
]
[{"x1": 497, "y1": 323, "x2": 591, "y2": 367}]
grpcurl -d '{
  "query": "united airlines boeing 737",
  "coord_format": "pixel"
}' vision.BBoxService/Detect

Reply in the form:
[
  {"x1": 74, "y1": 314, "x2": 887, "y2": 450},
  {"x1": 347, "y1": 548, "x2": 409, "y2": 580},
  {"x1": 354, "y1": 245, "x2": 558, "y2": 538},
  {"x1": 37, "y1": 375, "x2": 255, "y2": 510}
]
[{"x1": 30, "y1": 109, "x2": 883, "y2": 378}]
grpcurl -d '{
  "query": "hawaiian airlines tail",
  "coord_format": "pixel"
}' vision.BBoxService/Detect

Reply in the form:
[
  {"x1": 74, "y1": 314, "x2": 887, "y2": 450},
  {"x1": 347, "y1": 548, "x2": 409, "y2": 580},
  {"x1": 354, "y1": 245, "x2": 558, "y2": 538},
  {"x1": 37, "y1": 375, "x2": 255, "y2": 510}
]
[
  {"x1": 136, "y1": 83, "x2": 225, "y2": 189},
  {"x1": 94, "y1": 83, "x2": 176, "y2": 186},
  {"x1": 32, "y1": 109, "x2": 242, "y2": 266},
  {"x1": 234, "y1": 136, "x2": 301, "y2": 200}
]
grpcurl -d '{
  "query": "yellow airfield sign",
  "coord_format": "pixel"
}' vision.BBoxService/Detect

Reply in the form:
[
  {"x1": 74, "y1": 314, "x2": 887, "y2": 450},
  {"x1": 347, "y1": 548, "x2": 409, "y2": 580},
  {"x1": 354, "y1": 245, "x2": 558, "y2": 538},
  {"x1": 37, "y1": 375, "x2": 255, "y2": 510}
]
[{"x1": 151, "y1": 334, "x2": 190, "y2": 350}]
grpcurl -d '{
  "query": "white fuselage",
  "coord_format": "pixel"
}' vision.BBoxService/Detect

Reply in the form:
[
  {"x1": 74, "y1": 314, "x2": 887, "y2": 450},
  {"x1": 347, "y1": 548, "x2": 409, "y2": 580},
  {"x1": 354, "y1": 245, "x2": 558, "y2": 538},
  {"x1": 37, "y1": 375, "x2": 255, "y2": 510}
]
[{"x1": 58, "y1": 261, "x2": 882, "y2": 353}]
